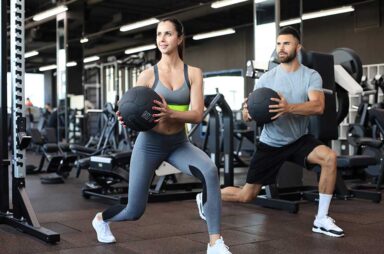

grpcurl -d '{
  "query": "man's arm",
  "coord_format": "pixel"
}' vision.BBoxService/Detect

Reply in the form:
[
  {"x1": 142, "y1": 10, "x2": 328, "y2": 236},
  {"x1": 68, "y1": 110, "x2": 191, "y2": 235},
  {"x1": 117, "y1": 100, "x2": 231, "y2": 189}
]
[{"x1": 269, "y1": 90, "x2": 324, "y2": 119}]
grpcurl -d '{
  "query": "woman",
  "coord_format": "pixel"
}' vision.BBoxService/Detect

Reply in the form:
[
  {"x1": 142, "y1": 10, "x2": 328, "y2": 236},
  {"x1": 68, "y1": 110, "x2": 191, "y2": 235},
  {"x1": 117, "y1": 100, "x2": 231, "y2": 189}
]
[{"x1": 92, "y1": 17, "x2": 231, "y2": 254}]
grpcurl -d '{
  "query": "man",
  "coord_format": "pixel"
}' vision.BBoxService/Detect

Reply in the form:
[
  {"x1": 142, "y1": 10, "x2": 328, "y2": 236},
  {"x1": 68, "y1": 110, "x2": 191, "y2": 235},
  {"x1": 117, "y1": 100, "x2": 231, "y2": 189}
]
[{"x1": 197, "y1": 26, "x2": 344, "y2": 238}]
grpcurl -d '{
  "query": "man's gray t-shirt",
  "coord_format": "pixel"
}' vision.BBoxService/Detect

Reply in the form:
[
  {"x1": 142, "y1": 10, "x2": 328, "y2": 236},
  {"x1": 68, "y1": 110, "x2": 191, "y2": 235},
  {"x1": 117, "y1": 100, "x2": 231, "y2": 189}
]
[{"x1": 254, "y1": 64, "x2": 322, "y2": 147}]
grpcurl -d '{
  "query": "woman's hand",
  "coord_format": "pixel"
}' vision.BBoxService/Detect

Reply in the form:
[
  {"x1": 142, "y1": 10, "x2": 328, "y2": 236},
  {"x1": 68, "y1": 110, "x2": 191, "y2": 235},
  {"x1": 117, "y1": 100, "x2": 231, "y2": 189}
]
[
  {"x1": 116, "y1": 111, "x2": 127, "y2": 127},
  {"x1": 152, "y1": 94, "x2": 173, "y2": 123}
]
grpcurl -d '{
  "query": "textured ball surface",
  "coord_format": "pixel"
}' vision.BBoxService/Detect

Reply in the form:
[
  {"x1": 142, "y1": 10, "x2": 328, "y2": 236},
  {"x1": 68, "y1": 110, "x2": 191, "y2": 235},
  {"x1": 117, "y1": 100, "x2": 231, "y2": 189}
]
[
  {"x1": 118, "y1": 86, "x2": 161, "y2": 131},
  {"x1": 247, "y1": 87, "x2": 279, "y2": 124}
]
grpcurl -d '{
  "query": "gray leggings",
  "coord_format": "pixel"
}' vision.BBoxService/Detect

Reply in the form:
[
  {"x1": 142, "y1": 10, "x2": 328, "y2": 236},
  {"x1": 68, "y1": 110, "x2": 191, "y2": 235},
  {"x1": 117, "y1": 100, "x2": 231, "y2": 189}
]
[{"x1": 102, "y1": 130, "x2": 221, "y2": 234}]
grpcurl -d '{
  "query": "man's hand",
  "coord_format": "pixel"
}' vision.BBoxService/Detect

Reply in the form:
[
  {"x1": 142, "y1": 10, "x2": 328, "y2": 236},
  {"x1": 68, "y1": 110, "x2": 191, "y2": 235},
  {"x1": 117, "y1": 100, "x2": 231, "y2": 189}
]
[
  {"x1": 242, "y1": 97, "x2": 252, "y2": 122},
  {"x1": 269, "y1": 93, "x2": 289, "y2": 120}
]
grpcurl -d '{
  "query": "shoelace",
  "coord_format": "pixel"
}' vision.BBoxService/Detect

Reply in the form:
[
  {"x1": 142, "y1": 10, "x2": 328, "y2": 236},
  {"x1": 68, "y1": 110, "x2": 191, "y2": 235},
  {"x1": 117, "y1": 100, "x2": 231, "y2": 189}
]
[
  {"x1": 324, "y1": 216, "x2": 340, "y2": 230},
  {"x1": 326, "y1": 216, "x2": 336, "y2": 224}
]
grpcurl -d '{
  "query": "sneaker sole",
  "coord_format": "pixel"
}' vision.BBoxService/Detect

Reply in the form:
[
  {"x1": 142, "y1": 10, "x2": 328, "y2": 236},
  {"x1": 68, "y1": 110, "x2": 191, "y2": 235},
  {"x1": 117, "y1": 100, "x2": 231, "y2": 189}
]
[
  {"x1": 312, "y1": 226, "x2": 344, "y2": 237},
  {"x1": 196, "y1": 195, "x2": 206, "y2": 221}
]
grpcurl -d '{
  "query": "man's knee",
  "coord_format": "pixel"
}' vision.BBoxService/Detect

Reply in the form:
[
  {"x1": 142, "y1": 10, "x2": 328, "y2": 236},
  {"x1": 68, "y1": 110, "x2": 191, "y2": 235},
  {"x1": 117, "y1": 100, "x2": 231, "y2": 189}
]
[
  {"x1": 323, "y1": 149, "x2": 337, "y2": 168},
  {"x1": 313, "y1": 145, "x2": 337, "y2": 168}
]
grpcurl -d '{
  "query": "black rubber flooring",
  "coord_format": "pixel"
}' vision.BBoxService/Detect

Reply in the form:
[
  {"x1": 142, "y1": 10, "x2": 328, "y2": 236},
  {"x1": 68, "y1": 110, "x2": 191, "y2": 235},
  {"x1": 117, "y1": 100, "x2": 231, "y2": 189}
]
[{"x1": 1, "y1": 151, "x2": 383, "y2": 254}]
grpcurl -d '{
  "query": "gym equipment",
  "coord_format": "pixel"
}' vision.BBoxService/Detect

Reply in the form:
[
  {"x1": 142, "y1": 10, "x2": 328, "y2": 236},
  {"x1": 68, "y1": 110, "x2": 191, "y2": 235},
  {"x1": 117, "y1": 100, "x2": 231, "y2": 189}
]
[
  {"x1": 347, "y1": 107, "x2": 384, "y2": 191},
  {"x1": 39, "y1": 144, "x2": 76, "y2": 184},
  {"x1": 334, "y1": 65, "x2": 363, "y2": 96},
  {"x1": 28, "y1": 127, "x2": 76, "y2": 183},
  {"x1": 246, "y1": 60, "x2": 265, "y2": 79},
  {"x1": 0, "y1": 0, "x2": 59, "y2": 243},
  {"x1": 333, "y1": 49, "x2": 384, "y2": 191},
  {"x1": 371, "y1": 74, "x2": 384, "y2": 103},
  {"x1": 247, "y1": 87, "x2": 279, "y2": 124},
  {"x1": 70, "y1": 103, "x2": 118, "y2": 177},
  {"x1": 332, "y1": 48, "x2": 363, "y2": 83},
  {"x1": 118, "y1": 86, "x2": 161, "y2": 131}
]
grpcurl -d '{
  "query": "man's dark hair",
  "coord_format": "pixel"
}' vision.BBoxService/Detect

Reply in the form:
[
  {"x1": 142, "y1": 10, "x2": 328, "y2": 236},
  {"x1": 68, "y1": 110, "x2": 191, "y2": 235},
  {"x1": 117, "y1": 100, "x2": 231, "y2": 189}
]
[{"x1": 278, "y1": 26, "x2": 301, "y2": 43}]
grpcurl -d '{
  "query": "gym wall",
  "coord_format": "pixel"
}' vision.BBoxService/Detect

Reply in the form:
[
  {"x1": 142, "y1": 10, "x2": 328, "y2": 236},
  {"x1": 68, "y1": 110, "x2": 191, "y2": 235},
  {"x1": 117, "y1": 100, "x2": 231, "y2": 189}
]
[
  {"x1": 185, "y1": 26, "x2": 255, "y2": 98},
  {"x1": 182, "y1": 1, "x2": 383, "y2": 96},
  {"x1": 303, "y1": 0, "x2": 384, "y2": 65}
]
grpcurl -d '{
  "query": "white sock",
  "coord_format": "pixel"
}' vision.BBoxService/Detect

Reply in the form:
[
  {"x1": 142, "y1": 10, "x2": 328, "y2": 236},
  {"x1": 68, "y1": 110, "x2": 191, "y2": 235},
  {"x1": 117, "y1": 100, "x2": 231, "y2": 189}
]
[{"x1": 317, "y1": 193, "x2": 332, "y2": 219}]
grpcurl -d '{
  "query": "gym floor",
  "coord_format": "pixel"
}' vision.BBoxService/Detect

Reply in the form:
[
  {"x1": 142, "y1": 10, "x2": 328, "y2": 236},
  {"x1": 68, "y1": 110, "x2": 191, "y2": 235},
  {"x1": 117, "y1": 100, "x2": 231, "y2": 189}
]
[{"x1": 1, "y1": 152, "x2": 383, "y2": 254}]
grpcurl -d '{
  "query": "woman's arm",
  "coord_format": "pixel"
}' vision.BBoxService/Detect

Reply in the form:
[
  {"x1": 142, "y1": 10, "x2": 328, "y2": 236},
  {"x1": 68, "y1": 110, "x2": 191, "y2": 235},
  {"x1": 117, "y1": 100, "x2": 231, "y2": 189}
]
[{"x1": 135, "y1": 68, "x2": 154, "y2": 87}]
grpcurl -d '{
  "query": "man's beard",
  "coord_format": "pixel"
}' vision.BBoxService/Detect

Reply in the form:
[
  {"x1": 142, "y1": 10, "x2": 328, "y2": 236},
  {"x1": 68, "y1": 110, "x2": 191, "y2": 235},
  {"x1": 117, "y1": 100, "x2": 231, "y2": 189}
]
[{"x1": 278, "y1": 50, "x2": 296, "y2": 63}]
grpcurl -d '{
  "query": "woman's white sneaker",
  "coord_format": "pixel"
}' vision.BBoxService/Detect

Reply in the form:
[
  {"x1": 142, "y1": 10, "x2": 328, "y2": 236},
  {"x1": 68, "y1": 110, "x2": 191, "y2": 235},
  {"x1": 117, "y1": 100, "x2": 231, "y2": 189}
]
[
  {"x1": 207, "y1": 237, "x2": 232, "y2": 254},
  {"x1": 312, "y1": 216, "x2": 344, "y2": 237},
  {"x1": 92, "y1": 214, "x2": 116, "y2": 243}
]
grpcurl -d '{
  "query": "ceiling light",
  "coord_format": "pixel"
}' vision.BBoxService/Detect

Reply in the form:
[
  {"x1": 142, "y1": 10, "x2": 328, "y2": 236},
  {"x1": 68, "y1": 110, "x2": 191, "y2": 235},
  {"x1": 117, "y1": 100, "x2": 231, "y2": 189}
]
[
  {"x1": 254, "y1": 0, "x2": 268, "y2": 3},
  {"x1": 192, "y1": 28, "x2": 236, "y2": 40},
  {"x1": 211, "y1": 0, "x2": 249, "y2": 8},
  {"x1": 280, "y1": 18, "x2": 301, "y2": 26},
  {"x1": 120, "y1": 18, "x2": 159, "y2": 32},
  {"x1": 66, "y1": 61, "x2": 77, "y2": 67},
  {"x1": 39, "y1": 64, "x2": 57, "y2": 72},
  {"x1": 25, "y1": 51, "x2": 39, "y2": 59},
  {"x1": 83, "y1": 56, "x2": 100, "y2": 63},
  {"x1": 302, "y1": 6, "x2": 354, "y2": 20},
  {"x1": 80, "y1": 37, "x2": 88, "y2": 44},
  {"x1": 32, "y1": 5, "x2": 68, "y2": 21},
  {"x1": 125, "y1": 44, "x2": 157, "y2": 55}
]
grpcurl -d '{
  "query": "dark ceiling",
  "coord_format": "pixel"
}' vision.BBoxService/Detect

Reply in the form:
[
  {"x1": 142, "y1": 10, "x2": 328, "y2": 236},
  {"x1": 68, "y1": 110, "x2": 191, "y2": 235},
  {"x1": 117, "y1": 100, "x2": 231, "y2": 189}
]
[{"x1": 6, "y1": 0, "x2": 367, "y2": 72}]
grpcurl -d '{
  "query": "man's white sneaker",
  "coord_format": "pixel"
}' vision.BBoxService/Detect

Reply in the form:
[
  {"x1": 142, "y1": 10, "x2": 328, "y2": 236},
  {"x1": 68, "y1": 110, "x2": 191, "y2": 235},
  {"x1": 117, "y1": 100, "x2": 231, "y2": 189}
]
[
  {"x1": 196, "y1": 193, "x2": 206, "y2": 221},
  {"x1": 207, "y1": 237, "x2": 231, "y2": 254},
  {"x1": 312, "y1": 216, "x2": 344, "y2": 237},
  {"x1": 92, "y1": 214, "x2": 116, "y2": 243}
]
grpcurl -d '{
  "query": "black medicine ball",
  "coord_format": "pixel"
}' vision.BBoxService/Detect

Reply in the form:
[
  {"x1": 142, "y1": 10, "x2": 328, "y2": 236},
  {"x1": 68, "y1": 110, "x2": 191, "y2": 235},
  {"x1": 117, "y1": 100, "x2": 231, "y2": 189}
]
[
  {"x1": 247, "y1": 87, "x2": 279, "y2": 124},
  {"x1": 118, "y1": 86, "x2": 161, "y2": 131}
]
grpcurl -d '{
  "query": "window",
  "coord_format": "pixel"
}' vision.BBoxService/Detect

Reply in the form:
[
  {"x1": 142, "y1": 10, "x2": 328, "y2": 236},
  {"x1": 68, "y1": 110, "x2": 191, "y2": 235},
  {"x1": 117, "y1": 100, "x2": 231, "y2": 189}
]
[
  {"x1": 203, "y1": 71, "x2": 244, "y2": 110},
  {"x1": 7, "y1": 73, "x2": 45, "y2": 108}
]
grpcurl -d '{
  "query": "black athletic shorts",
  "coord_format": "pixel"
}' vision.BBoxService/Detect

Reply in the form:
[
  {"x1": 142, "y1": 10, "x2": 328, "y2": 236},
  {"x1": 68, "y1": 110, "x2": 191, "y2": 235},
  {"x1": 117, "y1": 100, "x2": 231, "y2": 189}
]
[{"x1": 246, "y1": 134, "x2": 323, "y2": 185}]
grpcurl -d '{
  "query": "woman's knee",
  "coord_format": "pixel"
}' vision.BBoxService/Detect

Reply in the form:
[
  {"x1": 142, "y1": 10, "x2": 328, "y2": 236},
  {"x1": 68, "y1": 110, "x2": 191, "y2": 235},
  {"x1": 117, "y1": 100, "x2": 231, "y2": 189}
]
[
  {"x1": 190, "y1": 164, "x2": 218, "y2": 183},
  {"x1": 205, "y1": 165, "x2": 219, "y2": 179}
]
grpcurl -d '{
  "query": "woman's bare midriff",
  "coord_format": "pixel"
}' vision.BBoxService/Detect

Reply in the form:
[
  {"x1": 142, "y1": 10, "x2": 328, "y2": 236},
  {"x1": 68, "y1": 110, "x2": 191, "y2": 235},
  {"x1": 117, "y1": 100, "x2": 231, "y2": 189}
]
[{"x1": 152, "y1": 120, "x2": 185, "y2": 135}]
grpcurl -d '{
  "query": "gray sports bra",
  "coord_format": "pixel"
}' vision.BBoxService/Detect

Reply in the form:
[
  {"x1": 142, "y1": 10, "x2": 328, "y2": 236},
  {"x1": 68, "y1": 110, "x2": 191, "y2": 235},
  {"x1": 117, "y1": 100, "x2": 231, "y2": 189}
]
[{"x1": 152, "y1": 64, "x2": 191, "y2": 112}]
